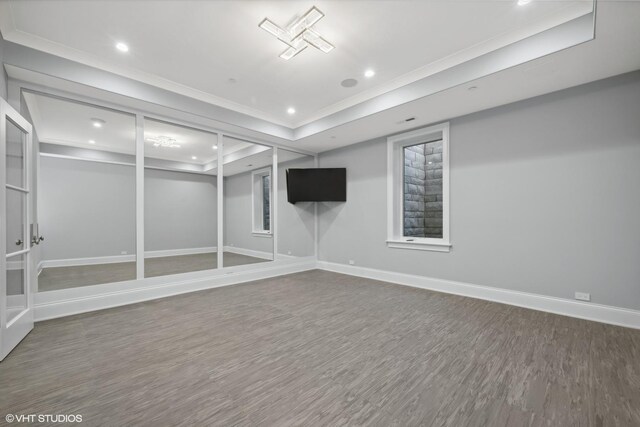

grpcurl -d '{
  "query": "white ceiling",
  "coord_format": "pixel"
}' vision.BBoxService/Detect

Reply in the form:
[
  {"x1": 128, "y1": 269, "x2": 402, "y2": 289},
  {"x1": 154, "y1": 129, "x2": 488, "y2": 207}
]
[
  {"x1": 0, "y1": 0, "x2": 593, "y2": 127},
  {"x1": 4, "y1": 1, "x2": 639, "y2": 156}
]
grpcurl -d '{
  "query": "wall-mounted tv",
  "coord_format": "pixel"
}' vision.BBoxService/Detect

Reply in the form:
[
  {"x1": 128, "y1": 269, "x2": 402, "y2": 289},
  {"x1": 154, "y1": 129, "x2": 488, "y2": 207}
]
[{"x1": 286, "y1": 168, "x2": 346, "y2": 204}]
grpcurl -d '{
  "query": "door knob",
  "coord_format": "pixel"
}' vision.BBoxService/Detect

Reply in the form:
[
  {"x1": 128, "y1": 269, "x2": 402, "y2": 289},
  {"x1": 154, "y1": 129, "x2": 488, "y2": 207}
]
[{"x1": 15, "y1": 239, "x2": 23, "y2": 246}]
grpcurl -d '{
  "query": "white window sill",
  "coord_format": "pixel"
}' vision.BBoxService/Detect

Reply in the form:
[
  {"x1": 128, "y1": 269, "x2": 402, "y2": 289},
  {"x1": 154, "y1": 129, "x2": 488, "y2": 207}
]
[
  {"x1": 252, "y1": 231, "x2": 273, "y2": 238},
  {"x1": 386, "y1": 239, "x2": 451, "y2": 252}
]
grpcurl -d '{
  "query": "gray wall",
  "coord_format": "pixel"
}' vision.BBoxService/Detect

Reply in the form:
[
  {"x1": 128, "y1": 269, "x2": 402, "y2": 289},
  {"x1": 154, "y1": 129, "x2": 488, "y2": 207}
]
[
  {"x1": 39, "y1": 156, "x2": 136, "y2": 260},
  {"x1": 278, "y1": 154, "x2": 315, "y2": 257},
  {"x1": 318, "y1": 71, "x2": 640, "y2": 311},
  {"x1": 0, "y1": 32, "x2": 7, "y2": 100},
  {"x1": 39, "y1": 157, "x2": 218, "y2": 260},
  {"x1": 223, "y1": 171, "x2": 273, "y2": 255},
  {"x1": 144, "y1": 169, "x2": 217, "y2": 252}
]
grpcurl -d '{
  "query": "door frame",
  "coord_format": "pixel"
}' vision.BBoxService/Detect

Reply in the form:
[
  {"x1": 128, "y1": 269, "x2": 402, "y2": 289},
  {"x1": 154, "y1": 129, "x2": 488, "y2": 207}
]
[{"x1": 0, "y1": 97, "x2": 34, "y2": 361}]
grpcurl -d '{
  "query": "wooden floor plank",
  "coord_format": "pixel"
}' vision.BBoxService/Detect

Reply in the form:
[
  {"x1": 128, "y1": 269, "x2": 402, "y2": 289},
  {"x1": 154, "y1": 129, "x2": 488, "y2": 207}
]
[{"x1": 1, "y1": 269, "x2": 639, "y2": 426}]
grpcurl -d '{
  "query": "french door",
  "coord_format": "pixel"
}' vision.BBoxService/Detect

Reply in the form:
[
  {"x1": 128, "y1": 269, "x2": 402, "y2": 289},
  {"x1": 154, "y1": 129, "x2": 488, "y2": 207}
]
[{"x1": 0, "y1": 98, "x2": 34, "y2": 361}]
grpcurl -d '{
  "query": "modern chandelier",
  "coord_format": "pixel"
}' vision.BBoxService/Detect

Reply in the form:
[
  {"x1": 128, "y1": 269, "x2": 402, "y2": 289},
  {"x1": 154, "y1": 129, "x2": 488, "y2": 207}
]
[{"x1": 259, "y1": 6, "x2": 335, "y2": 60}]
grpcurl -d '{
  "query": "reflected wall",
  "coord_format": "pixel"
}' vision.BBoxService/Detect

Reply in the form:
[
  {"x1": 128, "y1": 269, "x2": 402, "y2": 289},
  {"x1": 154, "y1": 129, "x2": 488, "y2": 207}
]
[
  {"x1": 223, "y1": 137, "x2": 274, "y2": 267},
  {"x1": 144, "y1": 118, "x2": 218, "y2": 277}
]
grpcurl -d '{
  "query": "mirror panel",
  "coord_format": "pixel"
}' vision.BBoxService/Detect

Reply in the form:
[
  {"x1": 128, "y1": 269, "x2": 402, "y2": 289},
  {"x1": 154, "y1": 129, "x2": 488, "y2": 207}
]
[
  {"x1": 23, "y1": 93, "x2": 137, "y2": 292},
  {"x1": 144, "y1": 118, "x2": 219, "y2": 277},
  {"x1": 223, "y1": 137, "x2": 274, "y2": 267},
  {"x1": 278, "y1": 149, "x2": 315, "y2": 259}
]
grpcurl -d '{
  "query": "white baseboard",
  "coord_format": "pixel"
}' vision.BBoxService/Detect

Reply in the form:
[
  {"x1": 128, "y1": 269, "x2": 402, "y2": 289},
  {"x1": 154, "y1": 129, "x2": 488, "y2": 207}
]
[
  {"x1": 41, "y1": 254, "x2": 135, "y2": 268},
  {"x1": 144, "y1": 246, "x2": 217, "y2": 258},
  {"x1": 40, "y1": 247, "x2": 218, "y2": 268},
  {"x1": 316, "y1": 261, "x2": 640, "y2": 330},
  {"x1": 34, "y1": 258, "x2": 316, "y2": 321},
  {"x1": 223, "y1": 246, "x2": 274, "y2": 260}
]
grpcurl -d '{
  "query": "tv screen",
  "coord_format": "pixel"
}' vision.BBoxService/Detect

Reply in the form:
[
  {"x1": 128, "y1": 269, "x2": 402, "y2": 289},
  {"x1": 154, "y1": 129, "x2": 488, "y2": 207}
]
[{"x1": 286, "y1": 168, "x2": 346, "y2": 204}]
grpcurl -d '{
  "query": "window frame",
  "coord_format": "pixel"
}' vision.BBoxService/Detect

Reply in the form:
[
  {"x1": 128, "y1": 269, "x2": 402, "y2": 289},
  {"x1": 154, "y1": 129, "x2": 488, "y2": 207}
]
[
  {"x1": 387, "y1": 122, "x2": 451, "y2": 252},
  {"x1": 251, "y1": 167, "x2": 272, "y2": 237}
]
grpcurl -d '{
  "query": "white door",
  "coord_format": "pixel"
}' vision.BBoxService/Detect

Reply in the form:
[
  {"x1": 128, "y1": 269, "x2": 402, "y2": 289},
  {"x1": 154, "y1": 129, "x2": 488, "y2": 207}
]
[{"x1": 0, "y1": 98, "x2": 34, "y2": 361}]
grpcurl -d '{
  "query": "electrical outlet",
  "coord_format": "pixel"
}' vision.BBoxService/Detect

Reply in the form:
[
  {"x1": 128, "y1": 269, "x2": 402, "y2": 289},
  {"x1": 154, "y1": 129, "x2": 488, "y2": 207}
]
[
  {"x1": 348, "y1": 260, "x2": 355, "y2": 265},
  {"x1": 287, "y1": 251, "x2": 292, "y2": 255},
  {"x1": 575, "y1": 292, "x2": 591, "y2": 302},
  {"x1": 121, "y1": 251, "x2": 128, "y2": 255}
]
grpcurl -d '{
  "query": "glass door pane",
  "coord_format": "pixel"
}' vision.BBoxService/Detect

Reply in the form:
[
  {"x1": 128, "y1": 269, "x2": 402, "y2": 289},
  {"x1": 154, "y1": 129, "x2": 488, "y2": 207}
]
[
  {"x1": 6, "y1": 118, "x2": 25, "y2": 188},
  {"x1": 6, "y1": 254, "x2": 26, "y2": 324},
  {"x1": 6, "y1": 189, "x2": 25, "y2": 254}
]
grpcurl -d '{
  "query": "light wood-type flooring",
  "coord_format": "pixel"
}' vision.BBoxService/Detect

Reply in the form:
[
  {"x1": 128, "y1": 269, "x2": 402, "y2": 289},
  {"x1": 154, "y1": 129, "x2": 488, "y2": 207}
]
[{"x1": 1, "y1": 270, "x2": 639, "y2": 426}]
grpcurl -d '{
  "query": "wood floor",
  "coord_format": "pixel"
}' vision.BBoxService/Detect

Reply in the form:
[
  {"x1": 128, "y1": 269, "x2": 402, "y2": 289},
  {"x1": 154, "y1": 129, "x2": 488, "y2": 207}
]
[
  {"x1": 38, "y1": 252, "x2": 269, "y2": 292},
  {"x1": 2, "y1": 270, "x2": 639, "y2": 426}
]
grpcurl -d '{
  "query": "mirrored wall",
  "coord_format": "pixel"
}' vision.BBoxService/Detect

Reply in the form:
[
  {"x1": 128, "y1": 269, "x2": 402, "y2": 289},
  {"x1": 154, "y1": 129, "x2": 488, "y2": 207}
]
[
  {"x1": 144, "y1": 119, "x2": 218, "y2": 278},
  {"x1": 20, "y1": 91, "x2": 314, "y2": 295},
  {"x1": 23, "y1": 93, "x2": 137, "y2": 292},
  {"x1": 223, "y1": 136, "x2": 274, "y2": 267}
]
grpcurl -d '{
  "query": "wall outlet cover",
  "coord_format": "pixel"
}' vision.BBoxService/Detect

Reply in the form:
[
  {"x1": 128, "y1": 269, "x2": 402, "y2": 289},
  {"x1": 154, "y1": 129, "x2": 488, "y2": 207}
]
[
  {"x1": 121, "y1": 251, "x2": 128, "y2": 255},
  {"x1": 574, "y1": 292, "x2": 591, "y2": 302},
  {"x1": 348, "y1": 260, "x2": 355, "y2": 265}
]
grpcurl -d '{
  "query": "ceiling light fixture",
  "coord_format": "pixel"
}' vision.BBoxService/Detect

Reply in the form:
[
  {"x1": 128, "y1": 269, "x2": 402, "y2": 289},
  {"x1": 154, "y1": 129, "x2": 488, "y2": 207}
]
[
  {"x1": 91, "y1": 118, "x2": 105, "y2": 128},
  {"x1": 364, "y1": 69, "x2": 375, "y2": 78},
  {"x1": 192, "y1": 156, "x2": 197, "y2": 160},
  {"x1": 517, "y1": 0, "x2": 532, "y2": 5},
  {"x1": 88, "y1": 140, "x2": 96, "y2": 144},
  {"x1": 259, "y1": 6, "x2": 334, "y2": 60},
  {"x1": 115, "y1": 42, "x2": 129, "y2": 52},
  {"x1": 213, "y1": 145, "x2": 218, "y2": 150},
  {"x1": 146, "y1": 136, "x2": 181, "y2": 148},
  {"x1": 287, "y1": 107, "x2": 296, "y2": 115}
]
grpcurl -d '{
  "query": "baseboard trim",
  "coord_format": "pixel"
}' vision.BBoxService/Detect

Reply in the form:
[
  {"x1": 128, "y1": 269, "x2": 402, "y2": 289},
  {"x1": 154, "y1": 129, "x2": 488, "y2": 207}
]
[
  {"x1": 34, "y1": 258, "x2": 316, "y2": 321},
  {"x1": 223, "y1": 246, "x2": 273, "y2": 260},
  {"x1": 39, "y1": 247, "x2": 218, "y2": 268},
  {"x1": 316, "y1": 261, "x2": 640, "y2": 330}
]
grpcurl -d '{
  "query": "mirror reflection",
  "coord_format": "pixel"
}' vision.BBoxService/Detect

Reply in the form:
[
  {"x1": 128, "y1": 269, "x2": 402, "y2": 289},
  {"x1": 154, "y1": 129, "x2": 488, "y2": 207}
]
[
  {"x1": 223, "y1": 137, "x2": 274, "y2": 267},
  {"x1": 143, "y1": 118, "x2": 218, "y2": 277},
  {"x1": 23, "y1": 92, "x2": 137, "y2": 291}
]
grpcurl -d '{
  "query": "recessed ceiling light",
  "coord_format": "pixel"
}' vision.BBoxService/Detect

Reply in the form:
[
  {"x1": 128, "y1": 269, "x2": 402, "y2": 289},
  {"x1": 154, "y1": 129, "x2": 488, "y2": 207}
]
[
  {"x1": 287, "y1": 107, "x2": 296, "y2": 115},
  {"x1": 91, "y1": 118, "x2": 105, "y2": 128},
  {"x1": 364, "y1": 69, "x2": 375, "y2": 78},
  {"x1": 517, "y1": 0, "x2": 531, "y2": 5},
  {"x1": 115, "y1": 42, "x2": 129, "y2": 52},
  {"x1": 88, "y1": 139, "x2": 96, "y2": 144},
  {"x1": 192, "y1": 156, "x2": 197, "y2": 160},
  {"x1": 212, "y1": 145, "x2": 218, "y2": 150}
]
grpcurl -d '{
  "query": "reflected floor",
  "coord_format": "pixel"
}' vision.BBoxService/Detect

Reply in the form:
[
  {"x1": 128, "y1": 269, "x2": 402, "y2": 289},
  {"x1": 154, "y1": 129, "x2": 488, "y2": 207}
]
[{"x1": 38, "y1": 252, "x2": 269, "y2": 292}]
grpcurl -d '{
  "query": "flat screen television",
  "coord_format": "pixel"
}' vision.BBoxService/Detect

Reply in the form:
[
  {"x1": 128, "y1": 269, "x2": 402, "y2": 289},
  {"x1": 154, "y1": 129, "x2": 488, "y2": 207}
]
[{"x1": 286, "y1": 168, "x2": 346, "y2": 204}]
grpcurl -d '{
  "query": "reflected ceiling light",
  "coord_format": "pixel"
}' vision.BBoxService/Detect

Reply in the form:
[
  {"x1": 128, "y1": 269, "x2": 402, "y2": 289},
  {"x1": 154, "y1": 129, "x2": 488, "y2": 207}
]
[
  {"x1": 259, "y1": 6, "x2": 334, "y2": 60},
  {"x1": 146, "y1": 136, "x2": 181, "y2": 148},
  {"x1": 287, "y1": 107, "x2": 296, "y2": 115},
  {"x1": 88, "y1": 139, "x2": 96, "y2": 144},
  {"x1": 91, "y1": 118, "x2": 105, "y2": 128},
  {"x1": 192, "y1": 156, "x2": 197, "y2": 160},
  {"x1": 115, "y1": 42, "x2": 129, "y2": 52},
  {"x1": 212, "y1": 145, "x2": 218, "y2": 150},
  {"x1": 364, "y1": 69, "x2": 375, "y2": 78},
  {"x1": 517, "y1": 0, "x2": 532, "y2": 5}
]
